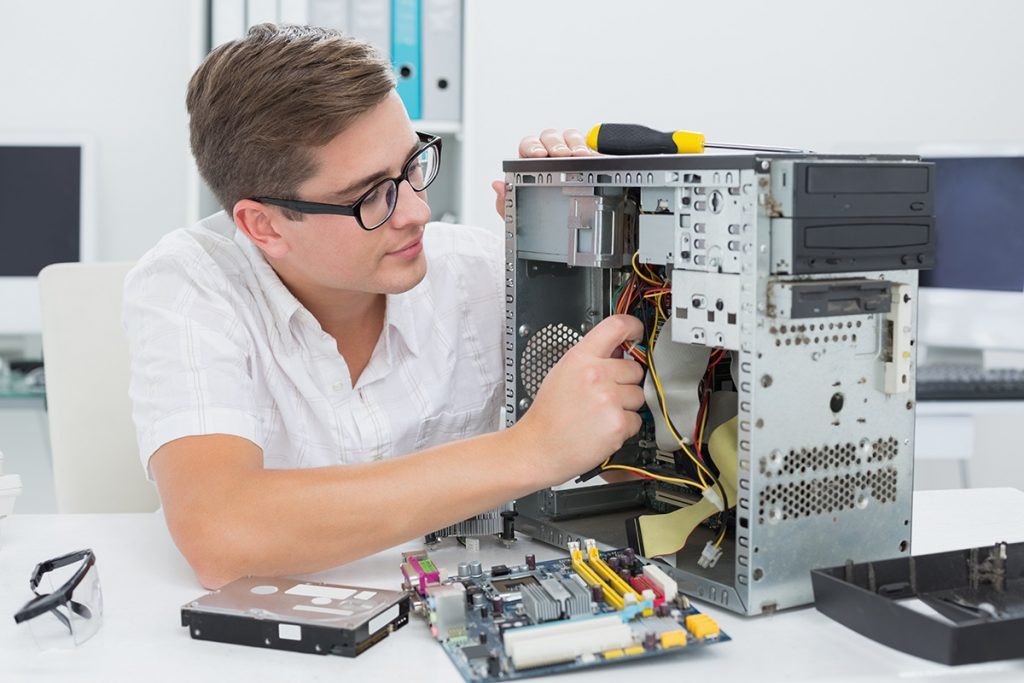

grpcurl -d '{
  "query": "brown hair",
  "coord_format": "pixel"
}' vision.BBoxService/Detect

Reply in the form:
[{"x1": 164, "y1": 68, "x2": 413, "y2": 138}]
[{"x1": 187, "y1": 23, "x2": 396, "y2": 216}]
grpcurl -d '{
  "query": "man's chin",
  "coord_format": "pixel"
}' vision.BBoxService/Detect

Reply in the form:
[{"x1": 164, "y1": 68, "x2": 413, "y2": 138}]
[{"x1": 379, "y1": 257, "x2": 428, "y2": 295}]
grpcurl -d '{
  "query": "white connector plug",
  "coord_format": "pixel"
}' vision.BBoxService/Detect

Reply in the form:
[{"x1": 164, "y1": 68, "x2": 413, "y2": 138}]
[
  {"x1": 701, "y1": 486, "x2": 724, "y2": 511},
  {"x1": 697, "y1": 541, "x2": 722, "y2": 569}
]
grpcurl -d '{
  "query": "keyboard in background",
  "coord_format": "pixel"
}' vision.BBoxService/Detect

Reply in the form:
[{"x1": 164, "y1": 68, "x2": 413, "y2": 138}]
[{"x1": 916, "y1": 365, "x2": 1024, "y2": 401}]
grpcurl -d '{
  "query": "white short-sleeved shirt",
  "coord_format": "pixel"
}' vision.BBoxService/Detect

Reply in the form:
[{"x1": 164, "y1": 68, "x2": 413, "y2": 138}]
[{"x1": 123, "y1": 212, "x2": 504, "y2": 478}]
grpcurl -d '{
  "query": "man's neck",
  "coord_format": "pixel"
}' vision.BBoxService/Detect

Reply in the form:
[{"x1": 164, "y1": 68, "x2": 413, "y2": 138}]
[
  {"x1": 271, "y1": 261, "x2": 386, "y2": 342},
  {"x1": 275, "y1": 268, "x2": 387, "y2": 387},
  {"x1": 303, "y1": 286, "x2": 386, "y2": 336}
]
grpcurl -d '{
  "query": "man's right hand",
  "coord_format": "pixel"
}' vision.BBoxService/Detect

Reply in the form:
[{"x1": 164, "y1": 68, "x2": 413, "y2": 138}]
[{"x1": 513, "y1": 314, "x2": 646, "y2": 484}]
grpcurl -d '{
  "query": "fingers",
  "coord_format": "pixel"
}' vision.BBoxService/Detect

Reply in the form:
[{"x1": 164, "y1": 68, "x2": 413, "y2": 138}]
[
  {"x1": 519, "y1": 129, "x2": 597, "y2": 158},
  {"x1": 574, "y1": 314, "x2": 645, "y2": 358},
  {"x1": 518, "y1": 136, "x2": 546, "y2": 158},
  {"x1": 620, "y1": 410, "x2": 643, "y2": 439},
  {"x1": 540, "y1": 128, "x2": 572, "y2": 157},
  {"x1": 563, "y1": 128, "x2": 593, "y2": 156},
  {"x1": 492, "y1": 180, "x2": 506, "y2": 218},
  {"x1": 616, "y1": 383, "x2": 647, "y2": 411},
  {"x1": 608, "y1": 357, "x2": 646, "y2": 385}
]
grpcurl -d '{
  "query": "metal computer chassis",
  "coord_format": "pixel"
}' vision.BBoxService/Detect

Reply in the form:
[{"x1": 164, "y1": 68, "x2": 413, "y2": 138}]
[{"x1": 502, "y1": 153, "x2": 933, "y2": 615}]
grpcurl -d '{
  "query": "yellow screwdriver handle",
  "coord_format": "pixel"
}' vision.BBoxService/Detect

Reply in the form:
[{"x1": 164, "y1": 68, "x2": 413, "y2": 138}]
[
  {"x1": 587, "y1": 124, "x2": 705, "y2": 155},
  {"x1": 671, "y1": 130, "x2": 705, "y2": 154}
]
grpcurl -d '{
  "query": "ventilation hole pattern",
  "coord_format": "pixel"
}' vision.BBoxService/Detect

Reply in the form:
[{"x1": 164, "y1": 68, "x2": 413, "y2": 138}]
[
  {"x1": 757, "y1": 467, "x2": 898, "y2": 524},
  {"x1": 868, "y1": 436, "x2": 899, "y2": 463},
  {"x1": 761, "y1": 436, "x2": 899, "y2": 477},
  {"x1": 769, "y1": 321, "x2": 861, "y2": 348},
  {"x1": 520, "y1": 323, "x2": 582, "y2": 399}
]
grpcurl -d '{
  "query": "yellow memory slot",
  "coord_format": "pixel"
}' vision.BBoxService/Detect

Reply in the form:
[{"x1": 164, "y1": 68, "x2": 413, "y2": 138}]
[
  {"x1": 587, "y1": 547, "x2": 642, "y2": 602},
  {"x1": 571, "y1": 559, "x2": 624, "y2": 610}
]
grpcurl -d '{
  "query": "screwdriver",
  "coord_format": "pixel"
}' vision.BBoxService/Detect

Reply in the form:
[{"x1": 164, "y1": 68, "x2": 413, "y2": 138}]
[{"x1": 586, "y1": 123, "x2": 805, "y2": 155}]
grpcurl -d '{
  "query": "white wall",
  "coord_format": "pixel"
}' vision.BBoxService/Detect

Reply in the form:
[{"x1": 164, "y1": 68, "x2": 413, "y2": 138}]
[
  {"x1": 0, "y1": 0, "x2": 204, "y2": 261},
  {"x1": 462, "y1": 0, "x2": 1024, "y2": 230},
  {"x1": 8, "y1": 0, "x2": 1020, "y2": 255},
  {"x1": 461, "y1": 0, "x2": 1024, "y2": 491},
  {"x1": 4, "y1": 0, "x2": 1021, "y2": 256}
]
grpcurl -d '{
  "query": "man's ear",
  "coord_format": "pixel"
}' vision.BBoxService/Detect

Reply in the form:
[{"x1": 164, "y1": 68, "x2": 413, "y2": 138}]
[{"x1": 233, "y1": 200, "x2": 291, "y2": 259}]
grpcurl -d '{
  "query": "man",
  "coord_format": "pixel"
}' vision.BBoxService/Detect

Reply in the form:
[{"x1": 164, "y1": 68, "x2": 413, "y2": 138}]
[{"x1": 124, "y1": 24, "x2": 644, "y2": 589}]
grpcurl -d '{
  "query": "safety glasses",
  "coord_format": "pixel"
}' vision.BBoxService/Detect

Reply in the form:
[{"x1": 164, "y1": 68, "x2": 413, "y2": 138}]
[{"x1": 14, "y1": 548, "x2": 103, "y2": 649}]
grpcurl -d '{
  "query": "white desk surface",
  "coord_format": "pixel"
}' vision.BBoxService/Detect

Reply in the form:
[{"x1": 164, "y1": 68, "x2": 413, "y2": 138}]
[{"x1": 2, "y1": 488, "x2": 1024, "y2": 682}]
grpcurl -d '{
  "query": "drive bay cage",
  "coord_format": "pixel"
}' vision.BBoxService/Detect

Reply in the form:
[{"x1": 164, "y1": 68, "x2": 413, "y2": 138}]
[{"x1": 502, "y1": 154, "x2": 934, "y2": 615}]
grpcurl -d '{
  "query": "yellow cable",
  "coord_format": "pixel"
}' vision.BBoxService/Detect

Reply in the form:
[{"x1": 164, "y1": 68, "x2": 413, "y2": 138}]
[
  {"x1": 651, "y1": 300, "x2": 718, "y2": 488},
  {"x1": 631, "y1": 251, "x2": 663, "y2": 286},
  {"x1": 601, "y1": 463, "x2": 702, "y2": 489},
  {"x1": 604, "y1": 257, "x2": 722, "y2": 495},
  {"x1": 649, "y1": 368, "x2": 709, "y2": 488},
  {"x1": 646, "y1": 299, "x2": 713, "y2": 487},
  {"x1": 645, "y1": 289, "x2": 732, "y2": 549}
]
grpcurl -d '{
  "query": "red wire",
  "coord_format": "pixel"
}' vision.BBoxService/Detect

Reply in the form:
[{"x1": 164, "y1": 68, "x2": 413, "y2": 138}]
[{"x1": 693, "y1": 350, "x2": 728, "y2": 459}]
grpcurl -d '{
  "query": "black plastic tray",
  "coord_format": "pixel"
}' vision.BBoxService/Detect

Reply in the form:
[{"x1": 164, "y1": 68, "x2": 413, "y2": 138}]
[{"x1": 811, "y1": 542, "x2": 1024, "y2": 665}]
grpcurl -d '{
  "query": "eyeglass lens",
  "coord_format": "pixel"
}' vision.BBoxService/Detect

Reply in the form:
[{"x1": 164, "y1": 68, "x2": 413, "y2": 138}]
[
  {"x1": 27, "y1": 562, "x2": 104, "y2": 649},
  {"x1": 359, "y1": 143, "x2": 439, "y2": 229}
]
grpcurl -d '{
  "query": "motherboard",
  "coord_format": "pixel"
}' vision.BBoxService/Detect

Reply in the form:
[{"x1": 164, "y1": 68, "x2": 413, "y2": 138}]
[{"x1": 401, "y1": 539, "x2": 729, "y2": 681}]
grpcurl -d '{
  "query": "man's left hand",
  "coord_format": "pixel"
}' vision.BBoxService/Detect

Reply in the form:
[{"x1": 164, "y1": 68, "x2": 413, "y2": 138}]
[{"x1": 493, "y1": 128, "x2": 597, "y2": 217}]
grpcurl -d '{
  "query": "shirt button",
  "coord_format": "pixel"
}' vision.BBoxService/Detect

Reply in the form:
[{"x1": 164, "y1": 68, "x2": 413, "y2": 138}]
[{"x1": 331, "y1": 381, "x2": 345, "y2": 392}]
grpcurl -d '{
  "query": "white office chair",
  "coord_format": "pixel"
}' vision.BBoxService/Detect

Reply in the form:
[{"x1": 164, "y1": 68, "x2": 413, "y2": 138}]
[{"x1": 38, "y1": 262, "x2": 159, "y2": 513}]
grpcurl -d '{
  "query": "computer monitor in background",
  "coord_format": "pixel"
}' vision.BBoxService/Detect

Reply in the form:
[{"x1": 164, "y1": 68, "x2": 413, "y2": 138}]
[
  {"x1": 0, "y1": 134, "x2": 95, "y2": 335},
  {"x1": 917, "y1": 155, "x2": 1024, "y2": 360}
]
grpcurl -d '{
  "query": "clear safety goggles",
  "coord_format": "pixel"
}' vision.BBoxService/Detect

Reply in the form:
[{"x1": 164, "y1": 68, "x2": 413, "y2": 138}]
[{"x1": 13, "y1": 548, "x2": 103, "y2": 649}]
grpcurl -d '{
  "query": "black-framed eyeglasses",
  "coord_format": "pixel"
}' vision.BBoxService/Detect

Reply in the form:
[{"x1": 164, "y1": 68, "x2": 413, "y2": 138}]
[
  {"x1": 14, "y1": 548, "x2": 104, "y2": 648},
  {"x1": 253, "y1": 131, "x2": 442, "y2": 231}
]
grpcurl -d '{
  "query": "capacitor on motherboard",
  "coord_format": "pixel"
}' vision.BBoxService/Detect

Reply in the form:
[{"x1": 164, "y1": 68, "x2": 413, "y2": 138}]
[
  {"x1": 491, "y1": 596, "x2": 503, "y2": 613},
  {"x1": 608, "y1": 556, "x2": 620, "y2": 572},
  {"x1": 619, "y1": 568, "x2": 632, "y2": 583},
  {"x1": 472, "y1": 592, "x2": 486, "y2": 608},
  {"x1": 487, "y1": 654, "x2": 501, "y2": 677},
  {"x1": 525, "y1": 554, "x2": 536, "y2": 570},
  {"x1": 592, "y1": 585, "x2": 604, "y2": 603},
  {"x1": 457, "y1": 561, "x2": 470, "y2": 578},
  {"x1": 624, "y1": 548, "x2": 636, "y2": 565},
  {"x1": 644, "y1": 632, "x2": 657, "y2": 651},
  {"x1": 656, "y1": 603, "x2": 672, "y2": 618},
  {"x1": 468, "y1": 560, "x2": 483, "y2": 577}
]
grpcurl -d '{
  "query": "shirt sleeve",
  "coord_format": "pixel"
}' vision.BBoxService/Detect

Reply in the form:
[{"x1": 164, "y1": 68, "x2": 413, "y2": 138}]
[{"x1": 123, "y1": 250, "x2": 264, "y2": 480}]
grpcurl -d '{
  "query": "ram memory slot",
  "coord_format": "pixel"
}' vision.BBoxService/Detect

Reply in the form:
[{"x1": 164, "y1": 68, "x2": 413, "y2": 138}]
[
  {"x1": 586, "y1": 547, "x2": 641, "y2": 602},
  {"x1": 570, "y1": 548, "x2": 624, "y2": 610}
]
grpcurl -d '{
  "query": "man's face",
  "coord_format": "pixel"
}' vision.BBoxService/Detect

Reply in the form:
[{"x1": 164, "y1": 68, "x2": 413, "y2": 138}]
[{"x1": 267, "y1": 91, "x2": 432, "y2": 296}]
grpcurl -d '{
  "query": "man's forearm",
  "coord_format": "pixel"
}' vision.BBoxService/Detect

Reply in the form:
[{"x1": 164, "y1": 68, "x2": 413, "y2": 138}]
[{"x1": 179, "y1": 428, "x2": 547, "y2": 587}]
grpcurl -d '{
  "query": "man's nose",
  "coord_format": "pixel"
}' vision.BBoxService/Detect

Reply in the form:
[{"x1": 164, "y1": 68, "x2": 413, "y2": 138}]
[{"x1": 387, "y1": 180, "x2": 432, "y2": 229}]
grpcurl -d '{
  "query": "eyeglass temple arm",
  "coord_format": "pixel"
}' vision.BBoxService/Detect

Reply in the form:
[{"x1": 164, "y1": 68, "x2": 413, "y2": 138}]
[{"x1": 29, "y1": 549, "x2": 94, "y2": 590}]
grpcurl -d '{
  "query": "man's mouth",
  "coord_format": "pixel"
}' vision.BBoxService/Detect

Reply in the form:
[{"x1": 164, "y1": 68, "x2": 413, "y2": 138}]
[{"x1": 387, "y1": 237, "x2": 423, "y2": 257}]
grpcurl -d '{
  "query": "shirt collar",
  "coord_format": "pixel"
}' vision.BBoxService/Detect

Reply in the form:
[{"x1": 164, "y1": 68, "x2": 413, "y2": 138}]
[{"x1": 386, "y1": 282, "x2": 427, "y2": 358}]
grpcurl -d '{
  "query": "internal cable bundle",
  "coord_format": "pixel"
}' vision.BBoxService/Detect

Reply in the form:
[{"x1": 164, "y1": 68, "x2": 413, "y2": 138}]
[{"x1": 606, "y1": 253, "x2": 733, "y2": 559}]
